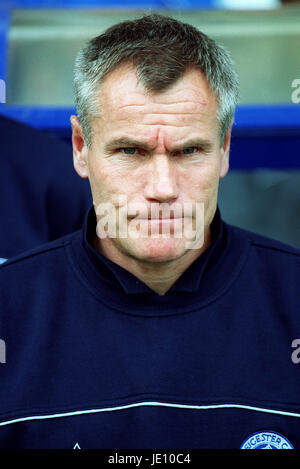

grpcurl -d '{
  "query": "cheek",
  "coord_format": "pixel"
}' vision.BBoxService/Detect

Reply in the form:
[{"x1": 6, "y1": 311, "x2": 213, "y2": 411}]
[
  {"x1": 184, "y1": 160, "x2": 221, "y2": 200},
  {"x1": 88, "y1": 157, "x2": 136, "y2": 204},
  {"x1": 87, "y1": 157, "x2": 111, "y2": 204}
]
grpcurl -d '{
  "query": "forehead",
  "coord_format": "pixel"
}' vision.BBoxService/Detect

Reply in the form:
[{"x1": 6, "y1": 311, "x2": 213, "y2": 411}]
[{"x1": 94, "y1": 63, "x2": 218, "y2": 143}]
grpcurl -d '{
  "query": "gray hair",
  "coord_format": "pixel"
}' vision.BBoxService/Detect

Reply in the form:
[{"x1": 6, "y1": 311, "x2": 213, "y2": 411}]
[{"x1": 73, "y1": 13, "x2": 239, "y2": 148}]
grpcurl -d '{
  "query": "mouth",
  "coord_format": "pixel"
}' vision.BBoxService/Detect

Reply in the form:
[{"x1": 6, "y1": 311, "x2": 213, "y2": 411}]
[{"x1": 137, "y1": 217, "x2": 183, "y2": 221}]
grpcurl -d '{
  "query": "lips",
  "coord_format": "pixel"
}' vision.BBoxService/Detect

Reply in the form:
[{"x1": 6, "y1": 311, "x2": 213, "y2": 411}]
[{"x1": 139, "y1": 217, "x2": 182, "y2": 220}]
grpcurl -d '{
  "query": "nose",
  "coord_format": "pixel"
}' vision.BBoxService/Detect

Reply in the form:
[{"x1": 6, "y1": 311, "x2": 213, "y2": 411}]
[{"x1": 144, "y1": 153, "x2": 179, "y2": 203}]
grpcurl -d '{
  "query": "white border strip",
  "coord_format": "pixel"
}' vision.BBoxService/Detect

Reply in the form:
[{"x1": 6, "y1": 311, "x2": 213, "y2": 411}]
[{"x1": 1, "y1": 401, "x2": 300, "y2": 427}]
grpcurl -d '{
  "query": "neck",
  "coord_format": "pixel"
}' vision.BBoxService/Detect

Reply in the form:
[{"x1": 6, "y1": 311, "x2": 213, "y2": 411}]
[{"x1": 93, "y1": 227, "x2": 212, "y2": 296}]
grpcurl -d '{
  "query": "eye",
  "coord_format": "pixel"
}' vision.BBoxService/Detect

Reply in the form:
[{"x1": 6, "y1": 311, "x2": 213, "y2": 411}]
[
  {"x1": 120, "y1": 147, "x2": 137, "y2": 155},
  {"x1": 182, "y1": 147, "x2": 198, "y2": 155}
]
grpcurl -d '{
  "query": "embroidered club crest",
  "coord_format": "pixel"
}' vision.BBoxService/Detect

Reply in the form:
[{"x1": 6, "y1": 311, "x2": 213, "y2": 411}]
[{"x1": 240, "y1": 431, "x2": 294, "y2": 449}]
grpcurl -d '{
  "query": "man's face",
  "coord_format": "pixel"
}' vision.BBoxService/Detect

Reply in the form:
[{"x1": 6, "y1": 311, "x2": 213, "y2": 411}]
[{"x1": 71, "y1": 63, "x2": 231, "y2": 264}]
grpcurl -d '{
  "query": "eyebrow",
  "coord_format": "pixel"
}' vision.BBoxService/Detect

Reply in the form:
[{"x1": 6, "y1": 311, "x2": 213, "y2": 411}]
[
  {"x1": 103, "y1": 137, "x2": 213, "y2": 154},
  {"x1": 104, "y1": 137, "x2": 154, "y2": 153}
]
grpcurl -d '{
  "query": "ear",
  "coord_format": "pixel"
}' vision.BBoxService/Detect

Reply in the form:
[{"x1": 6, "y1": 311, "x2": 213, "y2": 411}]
[
  {"x1": 219, "y1": 119, "x2": 233, "y2": 179},
  {"x1": 70, "y1": 115, "x2": 89, "y2": 179}
]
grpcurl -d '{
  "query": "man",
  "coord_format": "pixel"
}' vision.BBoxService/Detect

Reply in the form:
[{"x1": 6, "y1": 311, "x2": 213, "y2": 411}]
[
  {"x1": 0, "y1": 14, "x2": 299, "y2": 449},
  {"x1": 0, "y1": 115, "x2": 91, "y2": 261}
]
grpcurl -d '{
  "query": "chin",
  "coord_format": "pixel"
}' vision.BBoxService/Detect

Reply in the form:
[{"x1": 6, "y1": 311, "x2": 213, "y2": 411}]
[{"x1": 130, "y1": 238, "x2": 187, "y2": 263}]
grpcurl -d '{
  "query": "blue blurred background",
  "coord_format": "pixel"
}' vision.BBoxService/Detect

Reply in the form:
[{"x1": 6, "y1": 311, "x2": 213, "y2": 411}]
[{"x1": 0, "y1": 0, "x2": 299, "y2": 247}]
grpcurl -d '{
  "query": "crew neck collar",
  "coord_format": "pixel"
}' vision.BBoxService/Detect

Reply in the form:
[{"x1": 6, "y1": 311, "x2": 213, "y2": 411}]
[{"x1": 67, "y1": 205, "x2": 250, "y2": 316}]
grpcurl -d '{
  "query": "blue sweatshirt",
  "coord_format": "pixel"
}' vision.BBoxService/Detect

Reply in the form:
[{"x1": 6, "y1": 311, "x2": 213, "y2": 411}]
[{"x1": 0, "y1": 207, "x2": 299, "y2": 449}]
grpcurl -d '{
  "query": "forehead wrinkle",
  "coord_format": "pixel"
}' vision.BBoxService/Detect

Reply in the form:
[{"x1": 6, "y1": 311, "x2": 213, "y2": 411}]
[
  {"x1": 119, "y1": 110, "x2": 206, "y2": 116},
  {"x1": 117, "y1": 101, "x2": 207, "y2": 113},
  {"x1": 118, "y1": 121, "x2": 202, "y2": 129},
  {"x1": 114, "y1": 105, "x2": 213, "y2": 128}
]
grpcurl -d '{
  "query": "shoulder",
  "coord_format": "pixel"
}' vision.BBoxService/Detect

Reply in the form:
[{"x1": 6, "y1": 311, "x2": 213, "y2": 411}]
[
  {"x1": 0, "y1": 231, "x2": 79, "y2": 279},
  {"x1": 226, "y1": 223, "x2": 300, "y2": 285},
  {"x1": 228, "y1": 223, "x2": 300, "y2": 258}
]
